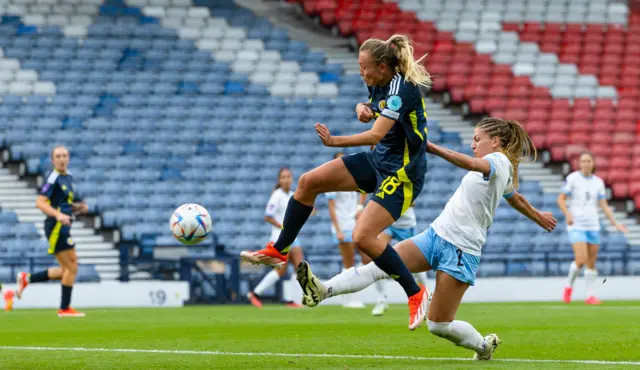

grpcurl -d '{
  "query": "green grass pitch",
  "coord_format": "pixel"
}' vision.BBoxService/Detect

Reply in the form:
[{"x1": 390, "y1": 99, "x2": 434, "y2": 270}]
[{"x1": 1, "y1": 302, "x2": 639, "y2": 369}]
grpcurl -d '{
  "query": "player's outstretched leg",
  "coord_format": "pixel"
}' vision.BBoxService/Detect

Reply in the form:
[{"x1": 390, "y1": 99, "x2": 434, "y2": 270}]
[
  {"x1": 16, "y1": 267, "x2": 62, "y2": 299},
  {"x1": 427, "y1": 271, "x2": 500, "y2": 360},
  {"x1": 241, "y1": 159, "x2": 359, "y2": 268}
]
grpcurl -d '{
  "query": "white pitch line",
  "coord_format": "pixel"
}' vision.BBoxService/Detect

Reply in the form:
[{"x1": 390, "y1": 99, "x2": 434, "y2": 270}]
[{"x1": 0, "y1": 346, "x2": 639, "y2": 366}]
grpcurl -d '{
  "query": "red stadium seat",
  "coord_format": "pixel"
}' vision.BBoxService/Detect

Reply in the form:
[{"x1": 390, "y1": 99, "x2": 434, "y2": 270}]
[
  {"x1": 612, "y1": 183, "x2": 629, "y2": 199},
  {"x1": 468, "y1": 98, "x2": 485, "y2": 114},
  {"x1": 570, "y1": 122, "x2": 591, "y2": 134},
  {"x1": 569, "y1": 132, "x2": 590, "y2": 144},
  {"x1": 614, "y1": 121, "x2": 636, "y2": 133},
  {"x1": 565, "y1": 144, "x2": 588, "y2": 161},
  {"x1": 464, "y1": 85, "x2": 486, "y2": 100},
  {"x1": 531, "y1": 134, "x2": 547, "y2": 149},
  {"x1": 611, "y1": 156, "x2": 632, "y2": 170},
  {"x1": 608, "y1": 169, "x2": 628, "y2": 184},
  {"x1": 572, "y1": 108, "x2": 592, "y2": 123},
  {"x1": 629, "y1": 182, "x2": 640, "y2": 197},
  {"x1": 549, "y1": 120, "x2": 571, "y2": 133},
  {"x1": 589, "y1": 143, "x2": 610, "y2": 157},
  {"x1": 524, "y1": 120, "x2": 546, "y2": 135},
  {"x1": 612, "y1": 144, "x2": 633, "y2": 157}
]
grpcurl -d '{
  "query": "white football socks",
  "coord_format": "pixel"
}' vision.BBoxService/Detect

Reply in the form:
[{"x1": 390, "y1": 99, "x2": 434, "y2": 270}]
[
  {"x1": 253, "y1": 269, "x2": 280, "y2": 296},
  {"x1": 374, "y1": 279, "x2": 386, "y2": 302},
  {"x1": 413, "y1": 272, "x2": 428, "y2": 286},
  {"x1": 325, "y1": 263, "x2": 388, "y2": 298},
  {"x1": 584, "y1": 268, "x2": 598, "y2": 297},
  {"x1": 427, "y1": 320, "x2": 486, "y2": 354},
  {"x1": 566, "y1": 261, "x2": 581, "y2": 288}
]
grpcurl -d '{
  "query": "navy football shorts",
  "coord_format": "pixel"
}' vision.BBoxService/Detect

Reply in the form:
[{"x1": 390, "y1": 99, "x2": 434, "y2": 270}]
[{"x1": 341, "y1": 151, "x2": 423, "y2": 220}]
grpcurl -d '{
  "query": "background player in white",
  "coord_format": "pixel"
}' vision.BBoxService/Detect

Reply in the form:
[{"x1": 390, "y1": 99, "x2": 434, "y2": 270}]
[
  {"x1": 297, "y1": 119, "x2": 557, "y2": 360},
  {"x1": 326, "y1": 152, "x2": 367, "y2": 308},
  {"x1": 367, "y1": 204, "x2": 428, "y2": 316},
  {"x1": 557, "y1": 152, "x2": 627, "y2": 305},
  {"x1": 247, "y1": 167, "x2": 303, "y2": 308}
]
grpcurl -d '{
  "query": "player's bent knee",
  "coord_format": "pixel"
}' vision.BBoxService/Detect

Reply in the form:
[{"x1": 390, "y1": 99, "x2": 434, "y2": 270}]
[
  {"x1": 426, "y1": 320, "x2": 453, "y2": 338},
  {"x1": 296, "y1": 172, "x2": 317, "y2": 195},
  {"x1": 352, "y1": 230, "x2": 373, "y2": 251}
]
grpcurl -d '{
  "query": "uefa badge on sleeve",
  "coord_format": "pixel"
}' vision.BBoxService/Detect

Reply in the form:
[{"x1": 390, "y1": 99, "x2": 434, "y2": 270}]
[{"x1": 387, "y1": 95, "x2": 402, "y2": 111}]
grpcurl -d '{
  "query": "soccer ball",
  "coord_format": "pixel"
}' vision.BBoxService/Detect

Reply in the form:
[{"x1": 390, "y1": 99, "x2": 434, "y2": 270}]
[{"x1": 170, "y1": 203, "x2": 212, "y2": 245}]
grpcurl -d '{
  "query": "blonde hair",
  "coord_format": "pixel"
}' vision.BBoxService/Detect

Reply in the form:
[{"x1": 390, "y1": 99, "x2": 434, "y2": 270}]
[
  {"x1": 359, "y1": 34, "x2": 432, "y2": 87},
  {"x1": 476, "y1": 118, "x2": 536, "y2": 188}
]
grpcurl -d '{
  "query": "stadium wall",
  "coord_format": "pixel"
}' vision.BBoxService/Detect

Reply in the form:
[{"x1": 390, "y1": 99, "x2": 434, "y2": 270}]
[
  {"x1": 284, "y1": 276, "x2": 640, "y2": 304},
  {"x1": 4, "y1": 281, "x2": 189, "y2": 309}
]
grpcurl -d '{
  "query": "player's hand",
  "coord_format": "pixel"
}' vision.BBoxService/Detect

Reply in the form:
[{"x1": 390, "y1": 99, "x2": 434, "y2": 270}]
[
  {"x1": 356, "y1": 103, "x2": 375, "y2": 123},
  {"x1": 337, "y1": 231, "x2": 345, "y2": 242},
  {"x1": 56, "y1": 213, "x2": 72, "y2": 226},
  {"x1": 615, "y1": 223, "x2": 628, "y2": 233},
  {"x1": 537, "y1": 212, "x2": 557, "y2": 232},
  {"x1": 72, "y1": 202, "x2": 88, "y2": 215},
  {"x1": 315, "y1": 123, "x2": 334, "y2": 147},
  {"x1": 566, "y1": 214, "x2": 574, "y2": 226}
]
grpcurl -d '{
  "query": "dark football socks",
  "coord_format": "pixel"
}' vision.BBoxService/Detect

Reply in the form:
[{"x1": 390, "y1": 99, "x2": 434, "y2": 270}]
[
  {"x1": 373, "y1": 245, "x2": 421, "y2": 297},
  {"x1": 60, "y1": 284, "x2": 73, "y2": 310},
  {"x1": 273, "y1": 197, "x2": 313, "y2": 254},
  {"x1": 29, "y1": 270, "x2": 50, "y2": 283}
]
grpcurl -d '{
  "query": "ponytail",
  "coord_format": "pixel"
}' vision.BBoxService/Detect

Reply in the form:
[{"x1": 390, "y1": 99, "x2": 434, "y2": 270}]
[
  {"x1": 360, "y1": 34, "x2": 432, "y2": 87},
  {"x1": 476, "y1": 118, "x2": 536, "y2": 188}
]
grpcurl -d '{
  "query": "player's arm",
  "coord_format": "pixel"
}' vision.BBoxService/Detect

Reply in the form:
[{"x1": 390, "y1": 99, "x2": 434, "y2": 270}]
[
  {"x1": 556, "y1": 193, "x2": 571, "y2": 219},
  {"x1": 426, "y1": 141, "x2": 492, "y2": 178},
  {"x1": 264, "y1": 193, "x2": 282, "y2": 229},
  {"x1": 598, "y1": 198, "x2": 628, "y2": 233},
  {"x1": 327, "y1": 199, "x2": 342, "y2": 234},
  {"x1": 264, "y1": 215, "x2": 282, "y2": 229},
  {"x1": 316, "y1": 115, "x2": 395, "y2": 147},
  {"x1": 36, "y1": 195, "x2": 71, "y2": 226},
  {"x1": 556, "y1": 178, "x2": 573, "y2": 225},
  {"x1": 506, "y1": 192, "x2": 557, "y2": 232}
]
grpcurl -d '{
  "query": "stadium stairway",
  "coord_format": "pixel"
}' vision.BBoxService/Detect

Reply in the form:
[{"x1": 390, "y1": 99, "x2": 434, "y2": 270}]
[
  {"x1": 235, "y1": 0, "x2": 360, "y2": 74},
  {"x1": 254, "y1": 0, "x2": 640, "y2": 248},
  {"x1": 0, "y1": 167, "x2": 121, "y2": 279}
]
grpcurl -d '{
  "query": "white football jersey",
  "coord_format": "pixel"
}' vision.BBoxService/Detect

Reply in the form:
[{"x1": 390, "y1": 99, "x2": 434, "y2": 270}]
[
  {"x1": 562, "y1": 171, "x2": 605, "y2": 231},
  {"x1": 325, "y1": 191, "x2": 358, "y2": 233},
  {"x1": 392, "y1": 206, "x2": 416, "y2": 229},
  {"x1": 265, "y1": 188, "x2": 294, "y2": 241},
  {"x1": 431, "y1": 152, "x2": 515, "y2": 256}
]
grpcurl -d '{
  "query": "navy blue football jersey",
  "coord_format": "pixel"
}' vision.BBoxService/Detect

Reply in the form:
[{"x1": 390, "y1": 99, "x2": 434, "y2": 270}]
[
  {"x1": 367, "y1": 73, "x2": 428, "y2": 182},
  {"x1": 40, "y1": 170, "x2": 79, "y2": 226}
]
